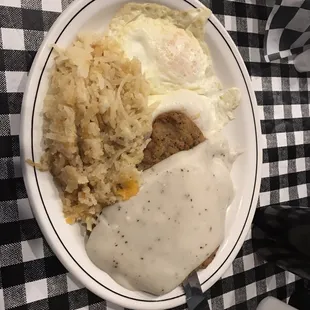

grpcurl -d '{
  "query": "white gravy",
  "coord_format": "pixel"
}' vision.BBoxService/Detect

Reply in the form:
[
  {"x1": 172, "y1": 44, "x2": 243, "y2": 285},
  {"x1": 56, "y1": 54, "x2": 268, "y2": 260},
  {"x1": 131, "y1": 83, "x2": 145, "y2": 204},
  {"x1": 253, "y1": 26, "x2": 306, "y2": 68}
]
[{"x1": 86, "y1": 138, "x2": 234, "y2": 295}]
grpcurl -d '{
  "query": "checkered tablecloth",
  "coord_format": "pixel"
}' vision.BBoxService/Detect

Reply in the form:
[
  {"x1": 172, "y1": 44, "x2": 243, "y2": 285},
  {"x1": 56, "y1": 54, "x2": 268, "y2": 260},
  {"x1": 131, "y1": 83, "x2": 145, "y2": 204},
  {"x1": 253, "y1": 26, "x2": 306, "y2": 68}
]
[{"x1": 0, "y1": 0, "x2": 308, "y2": 309}]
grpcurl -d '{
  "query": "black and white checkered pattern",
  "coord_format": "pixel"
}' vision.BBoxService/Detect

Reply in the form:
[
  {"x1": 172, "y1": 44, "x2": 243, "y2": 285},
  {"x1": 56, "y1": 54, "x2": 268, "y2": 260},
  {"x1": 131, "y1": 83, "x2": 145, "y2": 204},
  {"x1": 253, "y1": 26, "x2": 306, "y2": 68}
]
[
  {"x1": 265, "y1": 0, "x2": 310, "y2": 61},
  {"x1": 0, "y1": 0, "x2": 307, "y2": 309},
  {"x1": 253, "y1": 204, "x2": 310, "y2": 281}
]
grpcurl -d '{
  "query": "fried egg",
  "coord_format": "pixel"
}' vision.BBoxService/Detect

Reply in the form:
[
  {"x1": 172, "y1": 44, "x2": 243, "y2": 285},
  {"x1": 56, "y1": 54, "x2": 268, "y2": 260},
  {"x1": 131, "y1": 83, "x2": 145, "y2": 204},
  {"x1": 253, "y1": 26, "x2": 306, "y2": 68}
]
[
  {"x1": 149, "y1": 88, "x2": 240, "y2": 135},
  {"x1": 109, "y1": 3, "x2": 222, "y2": 94}
]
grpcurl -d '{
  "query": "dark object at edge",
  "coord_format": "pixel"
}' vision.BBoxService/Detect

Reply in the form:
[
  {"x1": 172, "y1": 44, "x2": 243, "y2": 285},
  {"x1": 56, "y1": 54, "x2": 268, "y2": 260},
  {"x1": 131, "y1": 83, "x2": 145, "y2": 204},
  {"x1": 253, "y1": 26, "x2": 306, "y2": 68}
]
[{"x1": 252, "y1": 204, "x2": 310, "y2": 310}]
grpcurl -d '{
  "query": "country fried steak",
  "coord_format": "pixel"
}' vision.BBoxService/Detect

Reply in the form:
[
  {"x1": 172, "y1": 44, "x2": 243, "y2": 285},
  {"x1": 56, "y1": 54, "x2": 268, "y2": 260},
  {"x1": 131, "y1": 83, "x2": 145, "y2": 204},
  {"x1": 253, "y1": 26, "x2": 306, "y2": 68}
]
[
  {"x1": 140, "y1": 111, "x2": 205, "y2": 170},
  {"x1": 140, "y1": 110, "x2": 217, "y2": 269}
]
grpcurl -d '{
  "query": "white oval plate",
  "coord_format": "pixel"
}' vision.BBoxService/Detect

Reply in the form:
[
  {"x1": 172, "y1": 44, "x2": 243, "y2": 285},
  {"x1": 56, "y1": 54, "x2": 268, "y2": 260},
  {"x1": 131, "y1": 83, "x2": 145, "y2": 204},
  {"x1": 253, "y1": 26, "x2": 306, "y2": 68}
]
[{"x1": 20, "y1": 0, "x2": 262, "y2": 309}]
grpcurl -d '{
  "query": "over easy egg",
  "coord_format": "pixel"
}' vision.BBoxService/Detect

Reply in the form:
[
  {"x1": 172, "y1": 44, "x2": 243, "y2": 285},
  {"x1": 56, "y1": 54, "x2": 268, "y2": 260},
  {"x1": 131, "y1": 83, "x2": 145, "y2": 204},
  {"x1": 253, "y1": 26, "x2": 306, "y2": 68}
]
[{"x1": 109, "y1": 4, "x2": 222, "y2": 95}]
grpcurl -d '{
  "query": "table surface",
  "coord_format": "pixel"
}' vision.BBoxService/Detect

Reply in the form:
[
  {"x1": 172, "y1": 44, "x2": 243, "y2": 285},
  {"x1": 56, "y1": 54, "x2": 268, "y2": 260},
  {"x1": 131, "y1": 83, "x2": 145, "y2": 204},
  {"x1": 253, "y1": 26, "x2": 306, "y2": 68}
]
[{"x1": 0, "y1": 0, "x2": 307, "y2": 309}]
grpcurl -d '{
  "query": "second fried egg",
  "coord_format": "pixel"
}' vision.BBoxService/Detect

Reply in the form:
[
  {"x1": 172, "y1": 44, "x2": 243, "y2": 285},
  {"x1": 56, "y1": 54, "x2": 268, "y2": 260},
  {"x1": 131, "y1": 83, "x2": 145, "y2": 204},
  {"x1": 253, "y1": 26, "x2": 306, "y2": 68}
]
[{"x1": 149, "y1": 88, "x2": 241, "y2": 136}]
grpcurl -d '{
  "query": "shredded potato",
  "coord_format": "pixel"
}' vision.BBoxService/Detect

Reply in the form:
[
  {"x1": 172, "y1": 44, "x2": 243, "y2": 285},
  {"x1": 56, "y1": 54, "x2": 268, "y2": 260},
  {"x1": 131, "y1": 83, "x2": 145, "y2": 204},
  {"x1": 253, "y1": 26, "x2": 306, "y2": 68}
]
[{"x1": 35, "y1": 34, "x2": 153, "y2": 228}]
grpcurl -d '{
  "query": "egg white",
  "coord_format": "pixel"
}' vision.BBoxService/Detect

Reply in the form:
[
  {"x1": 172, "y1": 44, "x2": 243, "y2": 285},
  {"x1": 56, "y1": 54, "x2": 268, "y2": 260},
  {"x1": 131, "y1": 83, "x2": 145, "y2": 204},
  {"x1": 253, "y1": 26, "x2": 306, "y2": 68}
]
[{"x1": 109, "y1": 6, "x2": 222, "y2": 95}]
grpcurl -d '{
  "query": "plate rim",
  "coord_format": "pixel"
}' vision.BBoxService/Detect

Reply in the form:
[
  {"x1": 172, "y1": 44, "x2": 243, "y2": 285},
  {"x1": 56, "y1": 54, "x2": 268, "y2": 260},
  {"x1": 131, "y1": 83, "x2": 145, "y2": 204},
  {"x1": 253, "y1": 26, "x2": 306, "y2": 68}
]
[{"x1": 20, "y1": 0, "x2": 262, "y2": 309}]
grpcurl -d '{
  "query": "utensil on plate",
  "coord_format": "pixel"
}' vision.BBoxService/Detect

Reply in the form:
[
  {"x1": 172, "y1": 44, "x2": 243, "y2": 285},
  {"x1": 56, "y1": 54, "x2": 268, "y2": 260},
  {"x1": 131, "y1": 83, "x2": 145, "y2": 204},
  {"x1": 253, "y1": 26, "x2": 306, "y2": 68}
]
[{"x1": 183, "y1": 272, "x2": 210, "y2": 310}]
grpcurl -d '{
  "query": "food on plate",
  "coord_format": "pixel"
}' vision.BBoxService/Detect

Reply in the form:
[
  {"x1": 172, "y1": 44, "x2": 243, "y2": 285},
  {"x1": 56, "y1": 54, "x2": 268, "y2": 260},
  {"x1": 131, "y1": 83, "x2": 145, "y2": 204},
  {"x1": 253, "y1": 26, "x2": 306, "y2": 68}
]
[
  {"x1": 28, "y1": 35, "x2": 153, "y2": 229},
  {"x1": 108, "y1": 2, "x2": 221, "y2": 94},
  {"x1": 86, "y1": 135, "x2": 235, "y2": 295},
  {"x1": 29, "y1": 1, "x2": 241, "y2": 296}
]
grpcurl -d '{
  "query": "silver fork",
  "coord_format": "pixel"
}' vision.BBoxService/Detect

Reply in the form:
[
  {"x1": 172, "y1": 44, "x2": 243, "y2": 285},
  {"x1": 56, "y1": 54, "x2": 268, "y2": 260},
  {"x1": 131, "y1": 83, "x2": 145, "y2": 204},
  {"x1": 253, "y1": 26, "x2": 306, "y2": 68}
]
[{"x1": 182, "y1": 272, "x2": 210, "y2": 310}]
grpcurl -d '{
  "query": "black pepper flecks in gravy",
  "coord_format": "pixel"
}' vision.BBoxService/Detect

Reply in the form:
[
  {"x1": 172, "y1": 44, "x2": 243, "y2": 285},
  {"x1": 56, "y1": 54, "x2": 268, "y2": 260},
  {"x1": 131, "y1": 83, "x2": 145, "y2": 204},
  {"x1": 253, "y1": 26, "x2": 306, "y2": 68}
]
[{"x1": 86, "y1": 138, "x2": 235, "y2": 295}]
